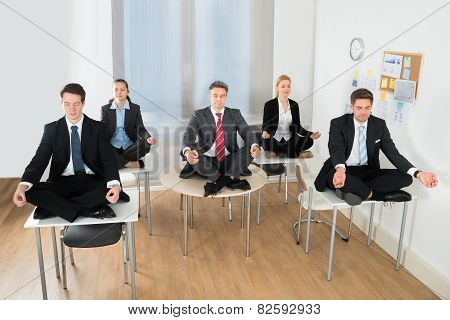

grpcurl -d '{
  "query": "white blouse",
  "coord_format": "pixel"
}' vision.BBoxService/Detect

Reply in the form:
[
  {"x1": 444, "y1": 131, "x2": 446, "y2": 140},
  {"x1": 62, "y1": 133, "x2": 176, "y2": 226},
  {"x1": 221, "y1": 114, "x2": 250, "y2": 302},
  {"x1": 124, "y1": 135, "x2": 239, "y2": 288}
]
[{"x1": 273, "y1": 98, "x2": 292, "y2": 142}]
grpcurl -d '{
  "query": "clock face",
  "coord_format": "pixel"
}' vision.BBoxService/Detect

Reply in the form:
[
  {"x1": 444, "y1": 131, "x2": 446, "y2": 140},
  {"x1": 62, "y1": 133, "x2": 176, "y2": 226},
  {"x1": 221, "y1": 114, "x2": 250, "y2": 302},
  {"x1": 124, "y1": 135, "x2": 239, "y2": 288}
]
[{"x1": 350, "y1": 38, "x2": 365, "y2": 61}]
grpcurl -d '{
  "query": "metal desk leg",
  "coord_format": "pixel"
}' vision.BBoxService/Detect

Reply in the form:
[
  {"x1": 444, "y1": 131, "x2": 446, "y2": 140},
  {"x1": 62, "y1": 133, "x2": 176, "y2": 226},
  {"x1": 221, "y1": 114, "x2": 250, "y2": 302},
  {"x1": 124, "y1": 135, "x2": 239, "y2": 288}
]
[
  {"x1": 256, "y1": 189, "x2": 262, "y2": 225},
  {"x1": 183, "y1": 195, "x2": 189, "y2": 256},
  {"x1": 246, "y1": 192, "x2": 251, "y2": 257},
  {"x1": 60, "y1": 231, "x2": 67, "y2": 289},
  {"x1": 51, "y1": 227, "x2": 60, "y2": 279},
  {"x1": 326, "y1": 206, "x2": 338, "y2": 281},
  {"x1": 189, "y1": 196, "x2": 194, "y2": 229},
  {"x1": 305, "y1": 189, "x2": 313, "y2": 254},
  {"x1": 241, "y1": 196, "x2": 245, "y2": 229},
  {"x1": 346, "y1": 207, "x2": 354, "y2": 240},
  {"x1": 138, "y1": 173, "x2": 142, "y2": 215},
  {"x1": 228, "y1": 197, "x2": 232, "y2": 221},
  {"x1": 396, "y1": 202, "x2": 409, "y2": 271},
  {"x1": 127, "y1": 222, "x2": 137, "y2": 300},
  {"x1": 284, "y1": 169, "x2": 288, "y2": 204},
  {"x1": 35, "y1": 228, "x2": 48, "y2": 300},
  {"x1": 122, "y1": 225, "x2": 128, "y2": 285},
  {"x1": 296, "y1": 192, "x2": 304, "y2": 245},
  {"x1": 145, "y1": 172, "x2": 152, "y2": 235},
  {"x1": 368, "y1": 203, "x2": 375, "y2": 246}
]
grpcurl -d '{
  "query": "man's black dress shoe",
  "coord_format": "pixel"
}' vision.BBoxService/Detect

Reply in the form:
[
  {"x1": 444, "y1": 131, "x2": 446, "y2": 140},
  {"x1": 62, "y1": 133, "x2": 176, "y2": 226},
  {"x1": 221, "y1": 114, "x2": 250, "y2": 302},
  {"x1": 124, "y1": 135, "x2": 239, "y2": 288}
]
[
  {"x1": 86, "y1": 205, "x2": 116, "y2": 219},
  {"x1": 382, "y1": 190, "x2": 412, "y2": 202},
  {"x1": 33, "y1": 207, "x2": 55, "y2": 220},
  {"x1": 179, "y1": 163, "x2": 196, "y2": 179},
  {"x1": 227, "y1": 178, "x2": 251, "y2": 191},
  {"x1": 335, "y1": 189, "x2": 363, "y2": 206},
  {"x1": 204, "y1": 182, "x2": 219, "y2": 197},
  {"x1": 119, "y1": 191, "x2": 130, "y2": 202}
]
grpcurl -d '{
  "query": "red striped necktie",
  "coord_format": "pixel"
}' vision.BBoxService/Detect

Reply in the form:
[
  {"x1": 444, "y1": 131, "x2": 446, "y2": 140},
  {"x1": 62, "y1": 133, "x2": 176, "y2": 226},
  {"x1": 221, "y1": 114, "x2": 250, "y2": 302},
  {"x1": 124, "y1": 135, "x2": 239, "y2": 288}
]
[{"x1": 215, "y1": 113, "x2": 225, "y2": 161}]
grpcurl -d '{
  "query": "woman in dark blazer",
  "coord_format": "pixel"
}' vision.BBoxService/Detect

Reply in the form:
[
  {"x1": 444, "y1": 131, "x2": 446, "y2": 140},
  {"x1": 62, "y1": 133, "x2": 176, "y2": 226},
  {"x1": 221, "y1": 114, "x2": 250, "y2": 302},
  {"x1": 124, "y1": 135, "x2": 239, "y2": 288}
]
[
  {"x1": 101, "y1": 79, "x2": 157, "y2": 168},
  {"x1": 262, "y1": 75, "x2": 320, "y2": 158}
]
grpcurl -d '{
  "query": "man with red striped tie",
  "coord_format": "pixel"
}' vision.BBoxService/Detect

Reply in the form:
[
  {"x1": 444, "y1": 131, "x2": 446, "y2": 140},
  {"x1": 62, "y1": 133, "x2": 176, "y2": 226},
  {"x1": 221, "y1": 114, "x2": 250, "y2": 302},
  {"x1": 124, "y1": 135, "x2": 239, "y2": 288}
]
[{"x1": 180, "y1": 81, "x2": 261, "y2": 197}]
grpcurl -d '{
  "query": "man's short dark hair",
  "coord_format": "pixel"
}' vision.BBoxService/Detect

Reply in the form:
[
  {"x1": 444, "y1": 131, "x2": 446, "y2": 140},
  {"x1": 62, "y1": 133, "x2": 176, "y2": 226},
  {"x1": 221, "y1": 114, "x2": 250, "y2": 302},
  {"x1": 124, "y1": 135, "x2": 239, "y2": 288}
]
[
  {"x1": 60, "y1": 83, "x2": 86, "y2": 103},
  {"x1": 209, "y1": 80, "x2": 228, "y2": 93},
  {"x1": 351, "y1": 88, "x2": 373, "y2": 105}
]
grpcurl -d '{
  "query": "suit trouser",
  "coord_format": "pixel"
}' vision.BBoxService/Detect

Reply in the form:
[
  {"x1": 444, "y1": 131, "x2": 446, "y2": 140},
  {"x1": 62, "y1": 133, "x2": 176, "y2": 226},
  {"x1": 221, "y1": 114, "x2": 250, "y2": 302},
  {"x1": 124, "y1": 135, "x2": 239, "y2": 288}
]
[
  {"x1": 25, "y1": 174, "x2": 109, "y2": 222},
  {"x1": 114, "y1": 138, "x2": 151, "y2": 168},
  {"x1": 262, "y1": 135, "x2": 313, "y2": 158},
  {"x1": 192, "y1": 148, "x2": 254, "y2": 182},
  {"x1": 325, "y1": 165, "x2": 413, "y2": 199}
]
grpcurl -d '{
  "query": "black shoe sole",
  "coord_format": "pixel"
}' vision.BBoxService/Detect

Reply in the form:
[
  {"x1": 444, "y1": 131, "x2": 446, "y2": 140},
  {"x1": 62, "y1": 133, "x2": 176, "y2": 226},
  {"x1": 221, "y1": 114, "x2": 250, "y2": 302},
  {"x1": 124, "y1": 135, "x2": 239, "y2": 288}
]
[{"x1": 336, "y1": 189, "x2": 363, "y2": 206}]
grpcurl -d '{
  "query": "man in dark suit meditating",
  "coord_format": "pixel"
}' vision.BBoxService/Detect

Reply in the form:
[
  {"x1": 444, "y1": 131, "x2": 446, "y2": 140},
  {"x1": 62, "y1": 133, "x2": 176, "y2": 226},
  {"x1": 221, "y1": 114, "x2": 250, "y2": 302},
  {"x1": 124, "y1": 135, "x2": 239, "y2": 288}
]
[
  {"x1": 180, "y1": 80, "x2": 261, "y2": 197},
  {"x1": 315, "y1": 88, "x2": 438, "y2": 205},
  {"x1": 13, "y1": 83, "x2": 127, "y2": 222}
]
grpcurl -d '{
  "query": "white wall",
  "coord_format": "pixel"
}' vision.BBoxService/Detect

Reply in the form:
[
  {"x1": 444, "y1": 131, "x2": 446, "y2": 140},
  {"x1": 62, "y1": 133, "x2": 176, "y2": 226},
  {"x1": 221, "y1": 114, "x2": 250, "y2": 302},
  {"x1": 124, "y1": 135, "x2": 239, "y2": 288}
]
[
  {"x1": 313, "y1": 0, "x2": 450, "y2": 298},
  {"x1": 273, "y1": 0, "x2": 316, "y2": 130},
  {"x1": 0, "y1": 0, "x2": 113, "y2": 177}
]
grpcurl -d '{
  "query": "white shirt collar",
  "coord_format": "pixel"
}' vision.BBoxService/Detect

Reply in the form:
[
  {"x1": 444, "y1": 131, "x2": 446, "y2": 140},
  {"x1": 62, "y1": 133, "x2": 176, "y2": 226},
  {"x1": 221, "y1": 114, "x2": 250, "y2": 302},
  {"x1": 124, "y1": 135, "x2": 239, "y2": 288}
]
[
  {"x1": 111, "y1": 99, "x2": 130, "y2": 110},
  {"x1": 353, "y1": 116, "x2": 368, "y2": 129},
  {"x1": 277, "y1": 98, "x2": 290, "y2": 110},
  {"x1": 66, "y1": 114, "x2": 84, "y2": 130},
  {"x1": 210, "y1": 106, "x2": 225, "y2": 117}
]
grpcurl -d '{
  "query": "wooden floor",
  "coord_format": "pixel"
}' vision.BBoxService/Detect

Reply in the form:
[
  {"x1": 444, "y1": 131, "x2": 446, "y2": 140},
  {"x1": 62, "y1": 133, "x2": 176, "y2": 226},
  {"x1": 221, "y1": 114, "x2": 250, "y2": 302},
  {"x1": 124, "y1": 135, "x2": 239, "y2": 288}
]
[{"x1": 0, "y1": 179, "x2": 438, "y2": 300}]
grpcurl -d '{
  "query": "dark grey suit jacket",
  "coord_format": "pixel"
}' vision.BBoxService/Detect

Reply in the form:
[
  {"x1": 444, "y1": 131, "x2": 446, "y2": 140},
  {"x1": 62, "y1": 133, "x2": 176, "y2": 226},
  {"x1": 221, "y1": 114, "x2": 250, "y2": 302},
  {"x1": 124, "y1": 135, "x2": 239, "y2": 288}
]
[
  {"x1": 181, "y1": 106, "x2": 257, "y2": 159},
  {"x1": 22, "y1": 115, "x2": 120, "y2": 186},
  {"x1": 314, "y1": 113, "x2": 414, "y2": 191}
]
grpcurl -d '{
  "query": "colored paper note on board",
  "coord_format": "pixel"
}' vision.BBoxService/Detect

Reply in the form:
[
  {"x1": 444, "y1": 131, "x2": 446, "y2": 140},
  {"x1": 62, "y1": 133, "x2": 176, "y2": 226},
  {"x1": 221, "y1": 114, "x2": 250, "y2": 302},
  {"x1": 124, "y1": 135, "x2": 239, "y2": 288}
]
[
  {"x1": 404, "y1": 56, "x2": 411, "y2": 68},
  {"x1": 381, "y1": 78, "x2": 388, "y2": 88},
  {"x1": 389, "y1": 78, "x2": 396, "y2": 89},
  {"x1": 380, "y1": 91, "x2": 386, "y2": 101},
  {"x1": 402, "y1": 68, "x2": 411, "y2": 80}
]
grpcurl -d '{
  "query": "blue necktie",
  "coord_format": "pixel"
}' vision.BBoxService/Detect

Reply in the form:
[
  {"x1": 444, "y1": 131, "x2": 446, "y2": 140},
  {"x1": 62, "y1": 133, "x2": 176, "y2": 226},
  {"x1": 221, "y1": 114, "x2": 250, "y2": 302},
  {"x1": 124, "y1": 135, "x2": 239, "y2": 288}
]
[
  {"x1": 71, "y1": 126, "x2": 86, "y2": 174},
  {"x1": 358, "y1": 125, "x2": 368, "y2": 165}
]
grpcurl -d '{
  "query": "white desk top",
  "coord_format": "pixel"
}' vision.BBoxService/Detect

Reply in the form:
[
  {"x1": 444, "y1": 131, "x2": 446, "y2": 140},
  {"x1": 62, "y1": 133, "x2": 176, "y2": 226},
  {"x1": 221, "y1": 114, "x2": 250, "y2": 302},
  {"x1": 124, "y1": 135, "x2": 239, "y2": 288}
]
[
  {"x1": 24, "y1": 190, "x2": 139, "y2": 229},
  {"x1": 317, "y1": 189, "x2": 378, "y2": 207},
  {"x1": 160, "y1": 164, "x2": 267, "y2": 198},
  {"x1": 254, "y1": 148, "x2": 308, "y2": 165},
  {"x1": 119, "y1": 166, "x2": 153, "y2": 174}
]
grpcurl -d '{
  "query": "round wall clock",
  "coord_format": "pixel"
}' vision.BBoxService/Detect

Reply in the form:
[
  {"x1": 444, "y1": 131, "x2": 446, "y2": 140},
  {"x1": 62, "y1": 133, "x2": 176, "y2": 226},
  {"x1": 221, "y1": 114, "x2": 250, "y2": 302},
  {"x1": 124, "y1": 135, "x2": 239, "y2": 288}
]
[{"x1": 350, "y1": 38, "x2": 365, "y2": 61}]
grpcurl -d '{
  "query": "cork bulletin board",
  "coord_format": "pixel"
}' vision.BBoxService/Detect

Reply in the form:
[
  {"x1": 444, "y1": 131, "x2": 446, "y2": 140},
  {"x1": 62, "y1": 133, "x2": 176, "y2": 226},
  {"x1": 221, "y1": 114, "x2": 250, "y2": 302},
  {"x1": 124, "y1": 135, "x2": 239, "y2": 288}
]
[{"x1": 379, "y1": 51, "x2": 423, "y2": 99}]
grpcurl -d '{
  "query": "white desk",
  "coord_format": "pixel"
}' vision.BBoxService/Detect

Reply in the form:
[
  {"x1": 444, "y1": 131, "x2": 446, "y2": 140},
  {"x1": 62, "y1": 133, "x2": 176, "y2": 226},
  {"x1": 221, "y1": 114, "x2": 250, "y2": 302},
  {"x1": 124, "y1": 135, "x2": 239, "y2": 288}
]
[
  {"x1": 161, "y1": 164, "x2": 267, "y2": 257},
  {"x1": 253, "y1": 149, "x2": 309, "y2": 223},
  {"x1": 120, "y1": 165, "x2": 153, "y2": 235},
  {"x1": 304, "y1": 188, "x2": 412, "y2": 280},
  {"x1": 24, "y1": 190, "x2": 139, "y2": 299},
  {"x1": 254, "y1": 149, "x2": 306, "y2": 202}
]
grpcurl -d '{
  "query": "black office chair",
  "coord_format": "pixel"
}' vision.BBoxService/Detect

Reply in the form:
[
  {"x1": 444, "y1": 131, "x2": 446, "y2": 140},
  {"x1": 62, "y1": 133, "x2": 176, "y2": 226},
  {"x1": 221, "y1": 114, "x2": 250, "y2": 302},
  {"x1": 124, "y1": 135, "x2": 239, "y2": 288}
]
[{"x1": 60, "y1": 223, "x2": 129, "y2": 290}]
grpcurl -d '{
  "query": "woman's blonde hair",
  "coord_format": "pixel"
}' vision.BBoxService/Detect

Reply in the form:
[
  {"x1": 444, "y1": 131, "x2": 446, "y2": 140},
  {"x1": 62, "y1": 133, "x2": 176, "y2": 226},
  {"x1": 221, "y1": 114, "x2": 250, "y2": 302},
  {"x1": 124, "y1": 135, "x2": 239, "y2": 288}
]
[{"x1": 274, "y1": 74, "x2": 291, "y2": 97}]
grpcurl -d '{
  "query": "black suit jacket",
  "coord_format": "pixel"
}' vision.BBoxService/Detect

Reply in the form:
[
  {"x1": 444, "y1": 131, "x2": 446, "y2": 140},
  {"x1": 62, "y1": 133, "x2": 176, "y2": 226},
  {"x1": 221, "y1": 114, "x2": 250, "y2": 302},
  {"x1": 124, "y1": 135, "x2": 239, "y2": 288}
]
[
  {"x1": 21, "y1": 115, "x2": 120, "y2": 186},
  {"x1": 262, "y1": 98, "x2": 311, "y2": 139},
  {"x1": 314, "y1": 113, "x2": 414, "y2": 191},
  {"x1": 101, "y1": 101, "x2": 151, "y2": 143},
  {"x1": 181, "y1": 107, "x2": 257, "y2": 159}
]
